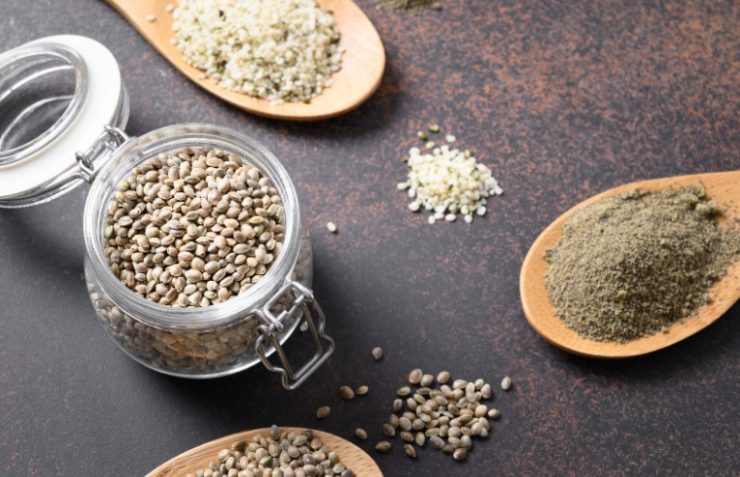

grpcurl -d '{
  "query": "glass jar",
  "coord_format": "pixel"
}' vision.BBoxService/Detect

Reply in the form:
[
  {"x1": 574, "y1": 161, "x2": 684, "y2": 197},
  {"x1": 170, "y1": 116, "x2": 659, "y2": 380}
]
[{"x1": 0, "y1": 35, "x2": 334, "y2": 389}]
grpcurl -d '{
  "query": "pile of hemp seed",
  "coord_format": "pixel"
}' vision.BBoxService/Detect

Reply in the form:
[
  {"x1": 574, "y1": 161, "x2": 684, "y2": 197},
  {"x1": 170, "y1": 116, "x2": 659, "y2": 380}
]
[
  {"x1": 188, "y1": 426, "x2": 355, "y2": 477},
  {"x1": 313, "y1": 347, "x2": 513, "y2": 464},
  {"x1": 104, "y1": 146, "x2": 284, "y2": 308}
]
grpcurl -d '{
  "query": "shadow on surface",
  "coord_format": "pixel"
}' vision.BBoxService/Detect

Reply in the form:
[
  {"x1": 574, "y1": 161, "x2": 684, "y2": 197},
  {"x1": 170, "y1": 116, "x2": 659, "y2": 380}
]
[
  {"x1": 250, "y1": 59, "x2": 403, "y2": 140},
  {"x1": 544, "y1": 301, "x2": 740, "y2": 381}
]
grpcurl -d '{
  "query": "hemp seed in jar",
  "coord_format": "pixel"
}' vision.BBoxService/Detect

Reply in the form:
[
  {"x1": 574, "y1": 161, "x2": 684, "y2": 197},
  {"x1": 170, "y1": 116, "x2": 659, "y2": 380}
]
[
  {"x1": 84, "y1": 125, "x2": 331, "y2": 385},
  {"x1": 104, "y1": 146, "x2": 284, "y2": 308}
]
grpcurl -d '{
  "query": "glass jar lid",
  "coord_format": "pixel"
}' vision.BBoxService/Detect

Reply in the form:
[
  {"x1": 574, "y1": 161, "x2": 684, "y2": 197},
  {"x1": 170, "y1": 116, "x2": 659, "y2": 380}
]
[{"x1": 0, "y1": 35, "x2": 129, "y2": 207}]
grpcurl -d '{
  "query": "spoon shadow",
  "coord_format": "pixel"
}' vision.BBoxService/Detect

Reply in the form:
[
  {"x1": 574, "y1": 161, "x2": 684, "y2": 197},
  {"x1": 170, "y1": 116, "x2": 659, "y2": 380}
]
[{"x1": 544, "y1": 300, "x2": 740, "y2": 382}]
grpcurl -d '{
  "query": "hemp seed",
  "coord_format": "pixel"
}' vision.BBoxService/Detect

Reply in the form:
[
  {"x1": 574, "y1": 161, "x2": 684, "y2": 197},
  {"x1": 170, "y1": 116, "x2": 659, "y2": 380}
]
[
  {"x1": 374, "y1": 441, "x2": 392, "y2": 454},
  {"x1": 338, "y1": 385, "x2": 355, "y2": 400},
  {"x1": 403, "y1": 444, "x2": 417, "y2": 459},
  {"x1": 408, "y1": 368, "x2": 423, "y2": 385},
  {"x1": 189, "y1": 426, "x2": 354, "y2": 477},
  {"x1": 316, "y1": 406, "x2": 331, "y2": 419}
]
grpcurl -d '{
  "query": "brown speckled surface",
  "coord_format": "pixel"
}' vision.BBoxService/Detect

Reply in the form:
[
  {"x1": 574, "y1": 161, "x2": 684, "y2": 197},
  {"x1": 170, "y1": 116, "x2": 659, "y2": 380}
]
[{"x1": 1, "y1": 1, "x2": 739, "y2": 475}]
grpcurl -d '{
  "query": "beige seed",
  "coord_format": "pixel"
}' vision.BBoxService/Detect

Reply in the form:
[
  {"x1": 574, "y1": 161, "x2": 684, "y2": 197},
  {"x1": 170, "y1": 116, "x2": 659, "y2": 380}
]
[
  {"x1": 501, "y1": 376, "x2": 512, "y2": 390},
  {"x1": 437, "y1": 371, "x2": 450, "y2": 384},
  {"x1": 399, "y1": 431, "x2": 414, "y2": 443},
  {"x1": 354, "y1": 428, "x2": 367, "y2": 440},
  {"x1": 396, "y1": 386, "x2": 411, "y2": 397},
  {"x1": 382, "y1": 423, "x2": 396, "y2": 438},
  {"x1": 399, "y1": 417, "x2": 412, "y2": 431},
  {"x1": 403, "y1": 444, "x2": 416, "y2": 459},
  {"x1": 316, "y1": 406, "x2": 331, "y2": 419},
  {"x1": 371, "y1": 347, "x2": 384, "y2": 360},
  {"x1": 408, "y1": 369, "x2": 423, "y2": 385},
  {"x1": 430, "y1": 436, "x2": 445, "y2": 449},
  {"x1": 338, "y1": 386, "x2": 355, "y2": 400},
  {"x1": 420, "y1": 374, "x2": 434, "y2": 387},
  {"x1": 204, "y1": 261, "x2": 220, "y2": 274},
  {"x1": 488, "y1": 408, "x2": 501, "y2": 419},
  {"x1": 355, "y1": 385, "x2": 369, "y2": 396},
  {"x1": 185, "y1": 269, "x2": 202, "y2": 283},
  {"x1": 374, "y1": 441, "x2": 392, "y2": 454},
  {"x1": 453, "y1": 447, "x2": 468, "y2": 461}
]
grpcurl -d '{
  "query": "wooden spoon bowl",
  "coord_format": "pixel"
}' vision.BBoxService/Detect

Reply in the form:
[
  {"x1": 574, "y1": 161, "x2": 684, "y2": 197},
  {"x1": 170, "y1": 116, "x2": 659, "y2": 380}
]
[
  {"x1": 147, "y1": 427, "x2": 383, "y2": 477},
  {"x1": 106, "y1": 0, "x2": 385, "y2": 121},
  {"x1": 520, "y1": 170, "x2": 740, "y2": 358}
]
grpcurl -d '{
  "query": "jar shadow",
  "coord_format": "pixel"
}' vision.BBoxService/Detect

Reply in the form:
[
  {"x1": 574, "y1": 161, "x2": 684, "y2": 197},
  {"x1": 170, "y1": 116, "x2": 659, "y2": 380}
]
[
  {"x1": 136, "y1": 262, "x2": 358, "y2": 431},
  {"x1": 0, "y1": 189, "x2": 86, "y2": 280}
]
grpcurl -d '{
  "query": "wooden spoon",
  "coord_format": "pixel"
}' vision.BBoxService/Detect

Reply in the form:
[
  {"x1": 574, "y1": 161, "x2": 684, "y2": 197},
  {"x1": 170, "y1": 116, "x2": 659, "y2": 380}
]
[
  {"x1": 147, "y1": 427, "x2": 383, "y2": 477},
  {"x1": 106, "y1": 0, "x2": 385, "y2": 121},
  {"x1": 520, "y1": 170, "x2": 740, "y2": 359}
]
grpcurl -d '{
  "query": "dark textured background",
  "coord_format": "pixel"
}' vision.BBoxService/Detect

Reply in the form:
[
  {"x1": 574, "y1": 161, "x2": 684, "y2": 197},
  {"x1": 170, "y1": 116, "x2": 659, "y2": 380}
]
[{"x1": 1, "y1": 1, "x2": 738, "y2": 475}]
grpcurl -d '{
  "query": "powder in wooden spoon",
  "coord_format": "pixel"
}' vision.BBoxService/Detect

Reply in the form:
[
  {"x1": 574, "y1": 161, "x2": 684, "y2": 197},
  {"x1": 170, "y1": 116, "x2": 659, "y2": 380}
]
[{"x1": 545, "y1": 185, "x2": 740, "y2": 343}]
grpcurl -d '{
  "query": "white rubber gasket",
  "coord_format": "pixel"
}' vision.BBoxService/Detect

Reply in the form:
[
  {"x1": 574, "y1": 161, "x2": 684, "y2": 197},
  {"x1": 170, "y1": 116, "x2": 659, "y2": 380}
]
[{"x1": 0, "y1": 35, "x2": 123, "y2": 198}]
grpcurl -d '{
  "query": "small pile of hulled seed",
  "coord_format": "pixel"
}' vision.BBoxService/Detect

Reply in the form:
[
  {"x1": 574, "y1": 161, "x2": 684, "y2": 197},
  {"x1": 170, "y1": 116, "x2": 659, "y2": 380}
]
[
  {"x1": 398, "y1": 126, "x2": 503, "y2": 225},
  {"x1": 188, "y1": 426, "x2": 354, "y2": 477},
  {"x1": 376, "y1": 369, "x2": 502, "y2": 462},
  {"x1": 104, "y1": 146, "x2": 284, "y2": 307}
]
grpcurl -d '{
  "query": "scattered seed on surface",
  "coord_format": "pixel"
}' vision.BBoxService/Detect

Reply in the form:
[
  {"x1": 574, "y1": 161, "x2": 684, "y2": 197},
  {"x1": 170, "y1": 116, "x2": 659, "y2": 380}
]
[
  {"x1": 501, "y1": 376, "x2": 512, "y2": 390},
  {"x1": 403, "y1": 444, "x2": 417, "y2": 459},
  {"x1": 374, "y1": 441, "x2": 392, "y2": 454},
  {"x1": 316, "y1": 406, "x2": 331, "y2": 419},
  {"x1": 356, "y1": 385, "x2": 369, "y2": 396},
  {"x1": 488, "y1": 408, "x2": 501, "y2": 419},
  {"x1": 146, "y1": 14, "x2": 156, "y2": 22},
  {"x1": 429, "y1": 124, "x2": 440, "y2": 133},
  {"x1": 339, "y1": 385, "x2": 355, "y2": 400},
  {"x1": 453, "y1": 447, "x2": 468, "y2": 461},
  {"x1": 371, "y1": 347, "x2": 384, "y2": 361},
  {"x1": 354, "y1": 428, "x2": 368, "y2": 440},
  {"x1": 392, "y1": 399, "x2": 403, "y2": 413},
  {"x1": 326, "y1": 221, "x2": 338, "y2": 233}
]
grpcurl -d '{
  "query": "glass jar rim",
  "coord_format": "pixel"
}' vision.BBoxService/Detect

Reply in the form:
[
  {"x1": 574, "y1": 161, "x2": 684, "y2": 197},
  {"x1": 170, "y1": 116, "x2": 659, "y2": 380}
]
[
  {"x1": 83, "y1": 123, "x2": 301, "y2": 330},
  {"x1": 0, "y1": 42, "x2": 87, "y2": 166}
]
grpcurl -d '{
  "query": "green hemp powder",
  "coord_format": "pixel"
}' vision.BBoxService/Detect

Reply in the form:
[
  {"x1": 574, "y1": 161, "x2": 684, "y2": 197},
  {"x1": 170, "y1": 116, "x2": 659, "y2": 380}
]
[{"x1": 545, "y1": 185, "x2": 740, "y2": 343}]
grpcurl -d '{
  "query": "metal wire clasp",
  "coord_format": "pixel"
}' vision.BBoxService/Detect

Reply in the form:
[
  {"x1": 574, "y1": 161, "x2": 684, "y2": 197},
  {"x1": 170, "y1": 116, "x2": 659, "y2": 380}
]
[
  {"x1": 75, "y1": 126, "x2": 129, "y2": 182},
  {"x1": 255, "y1": 280, "x2": 335, "y2": 390}
]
